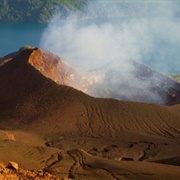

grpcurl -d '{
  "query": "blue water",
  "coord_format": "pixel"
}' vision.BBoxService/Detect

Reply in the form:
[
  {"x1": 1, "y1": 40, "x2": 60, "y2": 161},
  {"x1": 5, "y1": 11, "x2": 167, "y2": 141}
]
[
  {"x1": 0, "y1": 22, "x2": 179, "y2": 73},
  {"x1": 0, "y1": 23, "x2": 47, "y2": 56}
]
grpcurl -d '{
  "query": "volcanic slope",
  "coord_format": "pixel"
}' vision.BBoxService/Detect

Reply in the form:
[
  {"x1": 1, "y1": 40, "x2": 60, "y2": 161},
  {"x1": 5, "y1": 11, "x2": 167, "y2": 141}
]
[
  {"x1": 0, "y1": 48, "x2": 180, "y2": 179},
  {"x1": 27, "y1": 48, "x2": 180, "y2": 105}
]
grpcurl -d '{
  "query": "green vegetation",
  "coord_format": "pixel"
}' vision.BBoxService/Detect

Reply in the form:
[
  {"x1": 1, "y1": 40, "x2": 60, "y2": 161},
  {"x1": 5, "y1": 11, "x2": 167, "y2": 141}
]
[
  {"x1": 0, "y1": 0, "x2": 87, "y2": 23},
  {"x1": 19, "y1": 45, "x2": 33, "y2": 52},
  {"x1": 167, "y1": 74, "x2": 180, "y2": 83}
]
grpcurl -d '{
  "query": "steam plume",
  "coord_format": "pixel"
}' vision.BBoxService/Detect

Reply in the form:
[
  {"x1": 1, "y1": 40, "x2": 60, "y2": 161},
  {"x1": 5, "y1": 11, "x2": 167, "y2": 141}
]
[{"x1": 39, "y1": 0, "x2": 180, "y2": 103}]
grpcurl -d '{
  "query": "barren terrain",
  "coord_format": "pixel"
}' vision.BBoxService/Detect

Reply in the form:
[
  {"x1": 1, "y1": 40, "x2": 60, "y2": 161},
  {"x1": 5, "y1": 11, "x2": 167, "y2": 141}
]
[{"x1": 0, "y1": 48, "x2": 180, "y2": 179}]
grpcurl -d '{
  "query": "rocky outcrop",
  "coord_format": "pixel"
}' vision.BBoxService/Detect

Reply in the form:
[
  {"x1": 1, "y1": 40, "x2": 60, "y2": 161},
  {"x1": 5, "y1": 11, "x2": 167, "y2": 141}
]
[
  {"x1": 0, "y1": 162, "x2": 60, "y2": 179},
  {"x1": 7, "y1": 161, "x2": 19, "y2": 170}
]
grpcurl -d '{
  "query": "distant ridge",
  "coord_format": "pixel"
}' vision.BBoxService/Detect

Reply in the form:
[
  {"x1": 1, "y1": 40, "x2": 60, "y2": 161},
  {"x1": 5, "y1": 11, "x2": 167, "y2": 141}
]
[{"x1": 89, "y1": 59, "x2": 180, "y2": 105}]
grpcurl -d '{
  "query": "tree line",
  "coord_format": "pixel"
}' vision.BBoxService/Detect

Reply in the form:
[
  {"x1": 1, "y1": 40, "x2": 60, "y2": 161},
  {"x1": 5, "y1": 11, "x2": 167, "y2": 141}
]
[{"x1": 0, "y1": 0, "x2": 87, "y2": 23}]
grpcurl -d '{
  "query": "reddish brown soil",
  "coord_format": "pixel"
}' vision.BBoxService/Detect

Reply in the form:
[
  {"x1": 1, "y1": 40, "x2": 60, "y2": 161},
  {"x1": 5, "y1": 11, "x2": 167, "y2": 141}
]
[
  {"x1": 0, "y1": 162, "x2": 60, "y2": 179},
  {"x1": 0, "y1": 48, "x2": 180, "y2": 179}
]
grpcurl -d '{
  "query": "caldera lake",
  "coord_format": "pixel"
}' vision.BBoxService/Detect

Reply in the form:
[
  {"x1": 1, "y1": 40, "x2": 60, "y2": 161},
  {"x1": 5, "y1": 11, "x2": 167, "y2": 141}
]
[{"x1": 0, "y1": 23, "x2": 47, "y2": 56}]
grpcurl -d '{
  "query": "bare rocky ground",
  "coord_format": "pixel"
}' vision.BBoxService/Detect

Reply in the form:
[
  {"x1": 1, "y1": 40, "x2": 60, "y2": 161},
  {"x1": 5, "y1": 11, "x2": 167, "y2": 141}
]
[
  {"x1": 0, "y1": 162, "x2": 61, "y2": 179},
  {"x1": 0, "y1": 48, "x2": 180, "y2": 179}
]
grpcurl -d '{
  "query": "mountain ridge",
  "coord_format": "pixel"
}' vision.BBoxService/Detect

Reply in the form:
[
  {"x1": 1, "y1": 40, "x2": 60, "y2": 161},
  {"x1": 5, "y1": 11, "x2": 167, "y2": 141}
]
[
  {"x1": 1, "y1": 48, "x2": 180, "y2": 137},
  {"x1": 1, "y1": 47, "x2": 180, "y2": 106},
  {"x1": 28, "y1": 48, "x2": 180, "y2": 105}
]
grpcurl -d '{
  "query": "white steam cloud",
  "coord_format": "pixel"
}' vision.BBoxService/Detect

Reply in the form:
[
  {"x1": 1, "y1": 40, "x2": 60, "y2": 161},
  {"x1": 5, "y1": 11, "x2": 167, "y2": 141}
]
[{"x1": 39, "y1": 0, "x2": 180, "y2": 104}]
